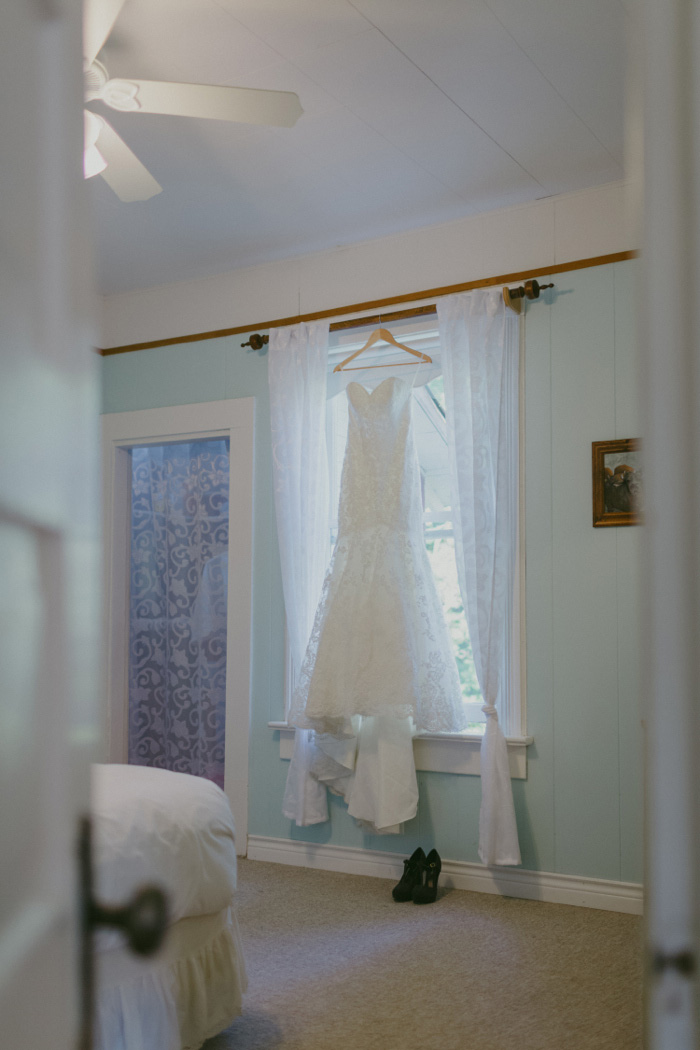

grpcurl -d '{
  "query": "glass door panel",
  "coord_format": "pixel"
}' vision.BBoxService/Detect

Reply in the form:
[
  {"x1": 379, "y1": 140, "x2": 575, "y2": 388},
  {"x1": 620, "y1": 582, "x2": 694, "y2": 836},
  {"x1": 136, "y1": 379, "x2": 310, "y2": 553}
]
[{"x1": 127, "y1": 439, "x2": 230, "y2": 788}]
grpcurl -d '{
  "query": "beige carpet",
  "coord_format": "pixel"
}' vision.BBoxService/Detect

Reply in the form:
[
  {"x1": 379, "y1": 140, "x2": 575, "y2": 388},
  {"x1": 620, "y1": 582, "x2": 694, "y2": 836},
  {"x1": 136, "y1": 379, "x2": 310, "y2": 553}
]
[{"x1": 204, "y1": 858, "x2": 643, "y2": 1050}]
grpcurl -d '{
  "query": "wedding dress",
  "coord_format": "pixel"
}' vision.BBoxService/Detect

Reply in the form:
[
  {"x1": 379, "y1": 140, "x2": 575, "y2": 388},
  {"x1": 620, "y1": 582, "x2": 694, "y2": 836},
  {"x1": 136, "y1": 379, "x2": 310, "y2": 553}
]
[{"x1": 287, "y1": 375, "x2": 467, "y2": 831}]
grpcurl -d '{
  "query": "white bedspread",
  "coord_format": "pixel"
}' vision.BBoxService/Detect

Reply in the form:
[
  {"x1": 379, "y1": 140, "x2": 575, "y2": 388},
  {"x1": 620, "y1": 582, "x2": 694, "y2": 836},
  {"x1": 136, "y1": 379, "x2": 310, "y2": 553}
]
[{"x1": 91, "y1": 764, "x2": 238, "y2": 931}]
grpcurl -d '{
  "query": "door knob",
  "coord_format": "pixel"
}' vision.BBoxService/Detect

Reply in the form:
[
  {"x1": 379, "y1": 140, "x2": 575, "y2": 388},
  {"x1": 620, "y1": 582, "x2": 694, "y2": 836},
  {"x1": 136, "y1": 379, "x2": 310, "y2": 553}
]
[
  {"x1": 88, "y1": 884, "x2": 168, "y2": 955},
  {"x1": 77, "y1": 814, "x2": 169, "y2": 1049},
  {"x1": 652, "y1": 949, "x2": 696, "y2": 976}
]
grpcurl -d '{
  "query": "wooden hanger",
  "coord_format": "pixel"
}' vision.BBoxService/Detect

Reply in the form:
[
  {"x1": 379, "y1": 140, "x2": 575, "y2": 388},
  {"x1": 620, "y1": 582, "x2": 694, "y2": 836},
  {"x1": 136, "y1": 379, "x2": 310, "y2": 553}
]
[{"x1": 333, "y1": 327, "x2": 432, "y2": 373}]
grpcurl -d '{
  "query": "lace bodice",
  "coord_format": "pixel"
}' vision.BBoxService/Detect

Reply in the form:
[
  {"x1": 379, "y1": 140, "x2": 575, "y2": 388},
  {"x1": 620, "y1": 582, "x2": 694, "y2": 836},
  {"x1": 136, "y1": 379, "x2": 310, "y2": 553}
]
[{"x1": 339, "y1": 378, "x2": 423, "y2": 537}]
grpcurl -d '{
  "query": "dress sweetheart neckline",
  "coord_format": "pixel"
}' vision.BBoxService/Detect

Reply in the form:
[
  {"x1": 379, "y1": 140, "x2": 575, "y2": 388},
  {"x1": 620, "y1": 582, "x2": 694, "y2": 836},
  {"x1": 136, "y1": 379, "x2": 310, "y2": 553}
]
[{"x1": 346, "y1": 375, "x2": 409, "y2": 398}]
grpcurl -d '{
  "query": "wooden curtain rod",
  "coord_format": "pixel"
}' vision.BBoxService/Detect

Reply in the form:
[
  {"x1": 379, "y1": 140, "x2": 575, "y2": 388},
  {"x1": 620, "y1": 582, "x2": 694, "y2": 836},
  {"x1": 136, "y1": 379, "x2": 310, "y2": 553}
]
[
  {"x1": 330, "y1": 278, "x2": 553, "y2": 331},
  {"x1": 244, "y1": 283, "x2": 551, "y2": 347},
  {"x1": 240, "y1": 305, "x2": 439, "y2": 351},
  {"x1": 98, "y1": 251, "x2": 636, "y2": 356}
]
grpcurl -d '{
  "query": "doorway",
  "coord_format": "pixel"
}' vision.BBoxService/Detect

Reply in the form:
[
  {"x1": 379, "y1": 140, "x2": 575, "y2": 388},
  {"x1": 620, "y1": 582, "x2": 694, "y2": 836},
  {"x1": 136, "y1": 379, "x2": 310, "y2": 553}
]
[{"x1": 102, "y1": 398, "x2": 254, "y2": 852}]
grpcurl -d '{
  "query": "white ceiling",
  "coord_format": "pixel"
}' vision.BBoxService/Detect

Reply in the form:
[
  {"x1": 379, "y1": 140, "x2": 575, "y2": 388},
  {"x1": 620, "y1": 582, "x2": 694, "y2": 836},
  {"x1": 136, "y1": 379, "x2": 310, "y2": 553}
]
[{"x1": 90, "y1": 0, "x2": 631, "y2": 296}]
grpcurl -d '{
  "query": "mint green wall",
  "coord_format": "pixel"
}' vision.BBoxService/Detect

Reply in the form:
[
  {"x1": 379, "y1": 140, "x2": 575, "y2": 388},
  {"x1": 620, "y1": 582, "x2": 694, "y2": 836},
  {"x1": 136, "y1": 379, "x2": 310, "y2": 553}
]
[{"x1": 102, "y1": 258, "x2": 643, "y2": 882}]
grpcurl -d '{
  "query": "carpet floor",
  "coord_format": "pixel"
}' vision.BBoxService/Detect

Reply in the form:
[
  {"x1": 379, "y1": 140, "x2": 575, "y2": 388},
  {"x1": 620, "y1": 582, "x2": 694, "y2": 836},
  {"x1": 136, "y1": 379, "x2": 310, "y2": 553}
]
[{"x1": 204, "y1": 858, "x2": 643, "y2": 1050}]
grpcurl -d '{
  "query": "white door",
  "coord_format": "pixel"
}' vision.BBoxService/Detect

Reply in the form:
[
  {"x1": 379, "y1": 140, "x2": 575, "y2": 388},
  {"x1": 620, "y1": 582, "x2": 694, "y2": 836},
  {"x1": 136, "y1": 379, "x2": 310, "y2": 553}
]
[
  {"x1": 639, "y1": 0, "x2": 700, "y2": 1044},
  {"x1": 0, "y1": 2, "x2": 102, "y2": 1048},
  {"x1": 101, "y1": 401, "x2": 255, "y2": 853}
]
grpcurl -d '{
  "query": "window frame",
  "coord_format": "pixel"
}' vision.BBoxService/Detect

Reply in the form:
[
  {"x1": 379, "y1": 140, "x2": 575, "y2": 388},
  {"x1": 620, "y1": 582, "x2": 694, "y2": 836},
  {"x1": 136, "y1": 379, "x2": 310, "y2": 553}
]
[{"x1": 272, "y1": 314, "x2": 531, "y2": 778}]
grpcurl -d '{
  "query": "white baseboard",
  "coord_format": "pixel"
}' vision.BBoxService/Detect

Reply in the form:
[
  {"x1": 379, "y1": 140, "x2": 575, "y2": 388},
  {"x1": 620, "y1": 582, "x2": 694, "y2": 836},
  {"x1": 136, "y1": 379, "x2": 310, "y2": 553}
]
[{"x1": 246, "y1": 835, "x2": 643, "y2": 915}]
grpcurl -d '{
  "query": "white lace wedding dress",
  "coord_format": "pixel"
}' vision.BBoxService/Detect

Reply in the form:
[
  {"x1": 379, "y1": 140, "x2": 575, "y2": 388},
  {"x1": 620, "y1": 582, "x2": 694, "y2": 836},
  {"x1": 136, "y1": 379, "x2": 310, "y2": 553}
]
[{"x1": 288, "y1": 375, "x2": 467, "y2": 831}]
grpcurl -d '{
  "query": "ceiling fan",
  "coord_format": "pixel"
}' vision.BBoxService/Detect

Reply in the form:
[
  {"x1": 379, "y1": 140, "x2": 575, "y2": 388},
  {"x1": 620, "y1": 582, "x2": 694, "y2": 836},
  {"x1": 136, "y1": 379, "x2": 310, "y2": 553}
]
[{"x1": 83, "y1": 0, "x2": 303, "y2": 202}]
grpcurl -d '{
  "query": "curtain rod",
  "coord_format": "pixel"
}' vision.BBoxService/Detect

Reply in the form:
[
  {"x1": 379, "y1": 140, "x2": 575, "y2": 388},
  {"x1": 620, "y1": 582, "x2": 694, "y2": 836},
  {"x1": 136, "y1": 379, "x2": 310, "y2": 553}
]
[
  {"x1": 240, "y1": 305, "x2": 438, "y2": 349},
  {"x1": 242, "y1": 281, "x2": 554, "y2": 349},
  {"x1": 99, "y1": 251, "x2": 635, "y2": 356},
  {"x1": 327, "y1": 278, "x2": 553, "y2": 333},
  {"x1": 239, "y1": 305, "x2": 438, "y2": 350}
]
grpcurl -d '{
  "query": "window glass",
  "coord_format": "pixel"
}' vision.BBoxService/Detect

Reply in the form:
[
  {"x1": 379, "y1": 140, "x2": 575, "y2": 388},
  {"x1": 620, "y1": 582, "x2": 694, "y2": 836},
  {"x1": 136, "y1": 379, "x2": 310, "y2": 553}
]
[
  {"x1": 326, "y1": 341, "x2": 485, "y2": 731},
  {"x1": 128, "y1": 439, "x2": 230, "y2": 785}
]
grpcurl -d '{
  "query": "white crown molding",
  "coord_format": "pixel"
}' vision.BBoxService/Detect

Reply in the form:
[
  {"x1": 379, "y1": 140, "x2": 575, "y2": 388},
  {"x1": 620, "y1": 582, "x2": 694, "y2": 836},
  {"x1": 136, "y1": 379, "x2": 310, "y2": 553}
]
[{"x1": 246, "y1": 835, "x2": 643, "y2": 916}]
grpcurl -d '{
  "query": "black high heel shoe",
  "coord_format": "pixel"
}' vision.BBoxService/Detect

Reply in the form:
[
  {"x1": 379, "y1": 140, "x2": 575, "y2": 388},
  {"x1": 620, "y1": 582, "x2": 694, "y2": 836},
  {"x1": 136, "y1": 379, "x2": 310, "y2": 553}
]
[
  {"x1": 412, "y1": 848, "x2": 441, "y2": 904},
  {"x1": 392, "y1": 847, "x2": 426, "y2": 902}
]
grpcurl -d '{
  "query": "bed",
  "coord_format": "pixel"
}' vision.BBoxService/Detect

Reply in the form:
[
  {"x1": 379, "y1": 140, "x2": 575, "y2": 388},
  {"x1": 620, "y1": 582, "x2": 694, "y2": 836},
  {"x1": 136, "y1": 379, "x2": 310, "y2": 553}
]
[{"x1": 91, "y1": 763, "x2": 247, "y2": 1050}]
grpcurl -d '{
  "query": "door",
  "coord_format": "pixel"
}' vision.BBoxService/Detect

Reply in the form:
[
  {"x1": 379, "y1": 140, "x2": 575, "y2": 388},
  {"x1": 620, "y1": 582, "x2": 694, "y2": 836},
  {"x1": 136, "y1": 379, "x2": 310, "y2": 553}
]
[
  {"x1": 0, "y1": 2, "x2": 101, "y2": 1048},
  {"x1": 102, "y1": 400, "x2": 255, "y2": 853},
  {"x1": 639, "y1": 0, "x2": 700, "y2": 1044}
]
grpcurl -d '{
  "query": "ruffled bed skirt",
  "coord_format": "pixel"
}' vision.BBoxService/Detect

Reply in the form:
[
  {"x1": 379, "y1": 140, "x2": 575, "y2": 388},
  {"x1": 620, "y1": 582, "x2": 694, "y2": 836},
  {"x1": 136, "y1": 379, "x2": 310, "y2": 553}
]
[{"x1": 95, "y1": 905, "x2": 247, "y2": 1050}]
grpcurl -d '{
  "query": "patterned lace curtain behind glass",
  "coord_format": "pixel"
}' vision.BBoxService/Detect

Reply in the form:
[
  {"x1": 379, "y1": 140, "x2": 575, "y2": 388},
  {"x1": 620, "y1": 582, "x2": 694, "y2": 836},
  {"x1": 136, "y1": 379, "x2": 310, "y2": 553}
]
[{"x1": 128, "y1": 440, "x2": 230, "y2": 789}]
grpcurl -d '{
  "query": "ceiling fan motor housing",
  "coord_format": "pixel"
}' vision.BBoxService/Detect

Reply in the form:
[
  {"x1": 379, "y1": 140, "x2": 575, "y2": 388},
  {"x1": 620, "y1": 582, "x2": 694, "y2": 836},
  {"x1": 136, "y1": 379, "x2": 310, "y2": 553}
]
[{"x1": 84, "y1": 60, "x2": 109, "y2": 102}]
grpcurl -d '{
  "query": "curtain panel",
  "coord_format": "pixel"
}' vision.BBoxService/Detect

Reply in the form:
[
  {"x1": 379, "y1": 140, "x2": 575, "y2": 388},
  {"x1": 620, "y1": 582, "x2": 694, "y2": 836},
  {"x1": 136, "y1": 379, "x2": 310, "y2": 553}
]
[
  {"x1": 268, "y1": 320, "x2": 331, "y2": 826},
  {"x1": 438, "y1": 289, "x2": 521, "y2": 866}
]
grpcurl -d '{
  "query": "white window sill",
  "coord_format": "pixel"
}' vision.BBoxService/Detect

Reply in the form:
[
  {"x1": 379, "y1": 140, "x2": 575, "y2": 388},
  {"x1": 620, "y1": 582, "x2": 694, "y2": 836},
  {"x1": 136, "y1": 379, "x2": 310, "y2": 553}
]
[{"x1": 268, "y1": 722, "x2": 533, "y2": 779}]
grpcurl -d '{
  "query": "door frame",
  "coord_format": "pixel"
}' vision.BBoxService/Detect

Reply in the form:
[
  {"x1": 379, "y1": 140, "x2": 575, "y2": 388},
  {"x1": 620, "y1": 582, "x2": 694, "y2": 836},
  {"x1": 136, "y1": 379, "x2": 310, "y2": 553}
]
[{"x1": 101, "y1": 398, "x2": 254, "y2": 853}]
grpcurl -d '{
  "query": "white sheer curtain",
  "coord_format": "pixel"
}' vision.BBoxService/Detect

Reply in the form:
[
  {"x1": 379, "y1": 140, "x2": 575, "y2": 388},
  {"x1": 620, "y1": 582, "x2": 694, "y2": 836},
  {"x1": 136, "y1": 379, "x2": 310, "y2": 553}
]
[
  {"x1": 268, "y1": 320, "x2": 331, "y2": 826},
  {"x1": 438, "y1": 288, "x2": 521, "y2": 866}
]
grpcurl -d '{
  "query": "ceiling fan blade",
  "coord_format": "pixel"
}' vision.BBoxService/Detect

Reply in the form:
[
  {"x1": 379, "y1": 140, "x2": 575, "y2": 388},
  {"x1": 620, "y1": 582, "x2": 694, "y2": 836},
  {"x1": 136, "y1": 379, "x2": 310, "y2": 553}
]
[
  {"x1": 95, "y1": 117, "x2": 162, "y2": 202},
  {"x1": 104, "y1": 79, "x2": 303, "y2": 127},
  {"x1": 83, "y1": 0, "x2": 126, "y2": 65}
]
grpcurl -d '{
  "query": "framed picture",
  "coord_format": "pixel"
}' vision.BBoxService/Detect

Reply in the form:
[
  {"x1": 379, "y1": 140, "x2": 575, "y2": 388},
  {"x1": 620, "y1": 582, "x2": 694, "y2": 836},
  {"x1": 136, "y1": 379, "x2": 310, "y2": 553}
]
[{"x1": 592, "y1": 438, "x2": 642, "y2": 527}]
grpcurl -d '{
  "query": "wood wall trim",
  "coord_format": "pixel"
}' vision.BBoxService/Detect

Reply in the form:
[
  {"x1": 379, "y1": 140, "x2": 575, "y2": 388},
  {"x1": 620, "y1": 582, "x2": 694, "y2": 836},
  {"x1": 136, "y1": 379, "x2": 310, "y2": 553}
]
[{"x1": 98, "y1": 250, "x2": 637, "y2": 356}]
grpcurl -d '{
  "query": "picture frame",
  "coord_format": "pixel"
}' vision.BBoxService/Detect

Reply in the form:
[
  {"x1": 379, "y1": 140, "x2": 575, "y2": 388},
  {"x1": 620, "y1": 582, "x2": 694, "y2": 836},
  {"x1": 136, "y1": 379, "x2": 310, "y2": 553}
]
[{"x1": 592, "y1": 438, "x2": 642, "y2": 527}]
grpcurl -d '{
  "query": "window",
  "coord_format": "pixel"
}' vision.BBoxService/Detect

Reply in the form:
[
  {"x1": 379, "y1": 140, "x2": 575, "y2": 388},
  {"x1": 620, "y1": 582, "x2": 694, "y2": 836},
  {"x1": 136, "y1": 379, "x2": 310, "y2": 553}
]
[
  {"x1": 281, "y1": 315, "x2": 526, "y2": 752},
  {"x1": 326, "y1": 347, "x2": 485, "y2": 732}
]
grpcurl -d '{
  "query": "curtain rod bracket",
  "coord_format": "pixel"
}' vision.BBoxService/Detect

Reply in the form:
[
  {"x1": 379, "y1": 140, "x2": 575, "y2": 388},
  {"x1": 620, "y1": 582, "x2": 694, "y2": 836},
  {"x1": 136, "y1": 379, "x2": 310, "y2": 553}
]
[
  {"x1": 241, "y1": 333, "x2": 269, "y2": 350},
  {"x1": 503, "y1": 279, "x2": 554, "y2": 313}
]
